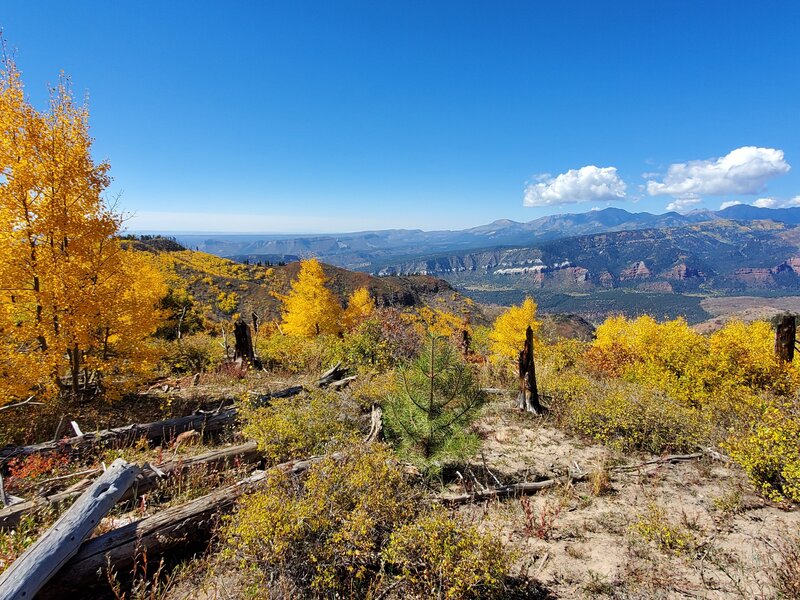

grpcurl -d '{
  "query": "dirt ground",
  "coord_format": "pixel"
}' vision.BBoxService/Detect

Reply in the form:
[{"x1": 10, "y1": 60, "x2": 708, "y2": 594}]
[{"x1": 460, "y1": 403, "x2": 800, "y2": 599}]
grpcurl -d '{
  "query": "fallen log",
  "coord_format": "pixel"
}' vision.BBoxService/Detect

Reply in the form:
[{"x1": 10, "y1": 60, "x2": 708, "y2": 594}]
[
  {"x1": 316, "y1": 362, "x2": 349, "y2": 387},
  {"x1": 439, "y1": 470, "x2": 589, "y2": 505},
  {"x1": 610, "y1": 452, "x2": 704, "y2": 472},
  {"x1": 0, "y1": 458, "x2": 140, "y2": 600},
  {"x1": 252, "y1": 362, "x2": 353, "y2": 406},
  {"x1": 1, "y1": 366, "x2": 355, "y2": 464},
  {"x1": 440, "y1": 450, "x2": 729, "y2": 505},
  {"x1": 0, "y1": 408, "x2": 239, "y2": 463},
  {"x1": 38, "y1": 453, "x2": 333, "y2": 598},
  {"x1": 0, "y1": 441, "x2": 261, "y2": 530}
]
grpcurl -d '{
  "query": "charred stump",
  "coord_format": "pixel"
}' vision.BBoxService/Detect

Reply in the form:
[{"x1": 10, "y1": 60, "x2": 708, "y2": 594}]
[
  {"x1": 775, "y1": 314, "x2": 796, "y2": 363},
  {"x1": 517, "y1": 325, "x2": 543, "y2": 414},
  {"x1": 233, "y1": 319, "x2": 256, "y2": 366}
]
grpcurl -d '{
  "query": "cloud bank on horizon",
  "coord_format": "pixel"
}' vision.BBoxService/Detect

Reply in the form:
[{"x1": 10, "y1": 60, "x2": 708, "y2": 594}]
[{"x1": 524, "y1": 146, "x2": 793, "y2": 213}]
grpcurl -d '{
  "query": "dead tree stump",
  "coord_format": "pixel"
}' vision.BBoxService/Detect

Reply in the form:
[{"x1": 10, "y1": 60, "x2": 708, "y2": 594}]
[
  {"x1": 518, "y1": 325, "x2": 543, "y2": 414},
  {"x1": 233, "y1": 319, "x2": 255, "y2": 364},
  {"x1": 775, "y1": 314, "x2": 796, "y2": 363}
]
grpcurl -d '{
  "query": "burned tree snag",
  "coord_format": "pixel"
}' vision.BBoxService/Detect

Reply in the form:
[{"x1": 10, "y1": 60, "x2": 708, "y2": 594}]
[
  {"x1": 252, "y1": 312, "x2": 260, "y2": 335},
  {"x1": 775, "y1": 315, "x2": 796, "y2": 363},
  {"x1": 233, "y1": 319, "x2": 255, "y2": 364},
  {"x1": 460, "y1": 328, "x2": 471, "y2": 356},
  {"x1": 518, "y1": 326, "x2": 543, "y2": 414}
]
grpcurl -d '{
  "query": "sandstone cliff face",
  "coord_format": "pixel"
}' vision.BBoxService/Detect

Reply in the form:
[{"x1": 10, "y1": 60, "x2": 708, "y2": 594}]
[
  {"x1": 730, "y1": 268, "x2": 775, "y2": 287},
  {"x1": 619, "y1": 261, "x2": 651, "y2": 281},
  {"x1": 662, "y1": 263, "x2": 705, "y2": 281},
  {"x1": 729, "y1": 256, "x2": 800, "y2": 287}
]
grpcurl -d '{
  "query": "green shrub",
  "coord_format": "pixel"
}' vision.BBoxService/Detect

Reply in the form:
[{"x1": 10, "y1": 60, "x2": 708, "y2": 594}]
[
  {"x1": 159, "y1": 333, "x2": 225, "y2": 374},
  {"x1": 225, "y1": 444, "x2": 418, "y2": 596},
  {"x1": 240, "y1": 389, "x2": 360, "y2": 465},
  {"x1": 383, "y1": 507, "x2": 512, "y2": 599},
  {"x1": 329, "y1": 319, "x2": 395, "y2": 371},
  {"x1": 255, "y1": 332, "x2": 334, "y2": 374}
]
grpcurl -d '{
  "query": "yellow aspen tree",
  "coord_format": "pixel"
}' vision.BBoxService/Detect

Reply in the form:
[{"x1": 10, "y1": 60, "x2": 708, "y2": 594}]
[
  {"x1": 279, "y1": 258, "x2": 342, "y2": 337},
  {"x1": 342, "y1": 287, "x2": 375, "y2": 330},
  {"x1": 0, "y1": 56, "x2": 166, "y2": 403},
  {"x1": 489, "y1": 297, "x2": 540, "y2": 362}
]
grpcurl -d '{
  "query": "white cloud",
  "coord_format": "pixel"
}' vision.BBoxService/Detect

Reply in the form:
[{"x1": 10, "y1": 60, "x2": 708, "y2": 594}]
[
  {"x1": 524, "y1": 165, "x2": 626, "y2": 207},
  {"x1": 749, "y1": 196, "x2": 800, "y2": 209},
  {"x1": 666, "y1": 195, "x2": 702, "y2": 213},
  {"x1": 754, "y1": 197, "x2": 778, "y2": 208},
  {"x1": 646, "y1": 146, "x2": 790, "y2": 197},
  {"x1": 719, "y1": 200, "x2": 742, "y2": 210}
]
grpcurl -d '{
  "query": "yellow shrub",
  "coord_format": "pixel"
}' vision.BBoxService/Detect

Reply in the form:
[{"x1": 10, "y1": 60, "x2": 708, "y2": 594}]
[
  {"x1": 158, "y1": 333, "x2": 225, "y2": 374},
  {"x1": 413, "y1": 306, "x2": 470, "y2": 340},
  {"x1": 709, "y1": 320, "x2": 798, "y2": 395},
  {"x1": 631, "y1": 502, "x2": 697, "y2": 556},
  {"x1": 225, "y1": 444, "x2": 418, "y2": 595},
  {"x1": 564, "y1": 379, "x2": 706, "y2": 453},
  {"x1": 383, "y1": 507, "x2": 511, "y2": 599},
  {"x1": 725, "y1": 401, "x2": 800, "y2": 502},
  {"x1": 216, "y1": 291, "x2": 239, "y2": 314},
  {"x1": 588, "y1": 316, "x2": 799, "y2": 408},
  {"x1": 240, "y1": 389, "x2": 360, "y2": 465}
]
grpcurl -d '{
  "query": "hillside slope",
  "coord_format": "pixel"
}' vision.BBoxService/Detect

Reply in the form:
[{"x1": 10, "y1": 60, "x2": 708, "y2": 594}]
[{"x1": 128, "y1": 238, "x2": 479, "y2": 332}]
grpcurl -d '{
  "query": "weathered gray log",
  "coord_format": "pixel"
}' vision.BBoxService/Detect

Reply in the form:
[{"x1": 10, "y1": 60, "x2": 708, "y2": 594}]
[
  {"x1": 364, "y1": 405, "x2": 383, "y2": 443},
  {"x1": 0, "y1": 407, "x2": 239, "y2": 463},
  {"x1": 440, "y1": 470, "x2": 589, "y2": 505},
  {"x1": 0, "y1": 458, "x2": 140, "y2": 600},
  {"x1": 316, "y1": 362, "x2": 349, "y2": 387},
  {"x1": 38, "y1": 453, "x2": 334, "y2": 598},
  {"x1": 252, "y1": 363, "x2": 353, "y2": 406},
  {"x1": 1, "y1": 364, "x2": 355, "y2": 463},
  {"x1": 441, "y1": 451, "x2": 720, "y2": 505},
  {"x1": 0, "y1": 441, "x2": 260, "y2": 530}
]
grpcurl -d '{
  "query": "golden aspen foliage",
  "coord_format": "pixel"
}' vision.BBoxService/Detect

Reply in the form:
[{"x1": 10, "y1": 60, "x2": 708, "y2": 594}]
[
  {"x1": 278, "y1": 258, "x2": 342, "y2": 337},
  {"x1": 488, "y1": 297, "x2": 540, "y2": 362},
  {"x1": 0, "y1": 57, "x2": 166, "y2": 403},
  {"x1": 342, "y1": 286, "x2": 375, "y2": 330},
  {"x1": 411, "y1": 306, "x2": 469, "y2": 339}
]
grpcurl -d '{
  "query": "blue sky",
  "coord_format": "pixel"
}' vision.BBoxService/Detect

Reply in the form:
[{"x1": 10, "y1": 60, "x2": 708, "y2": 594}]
[{"x1": 4, "y1": 1, "x2": 800, "y2": 232}]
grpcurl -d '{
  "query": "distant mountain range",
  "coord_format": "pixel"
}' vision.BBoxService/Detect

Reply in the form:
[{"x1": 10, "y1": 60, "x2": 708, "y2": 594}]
[
  {"x1": 173, "y1": 205, "x2": 800, "y2": 275},
  {"x1": 167, "y1": 205, "x2": 800, "y2": 322}
]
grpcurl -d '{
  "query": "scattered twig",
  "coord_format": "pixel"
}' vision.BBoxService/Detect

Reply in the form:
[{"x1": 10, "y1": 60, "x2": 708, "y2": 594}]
[
  {"x1": 611, "y1": 452, "x2": 704, "y2": 472},
  {"x1": 0, "y1": 396, "x2": 43, "y2": 412}
]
